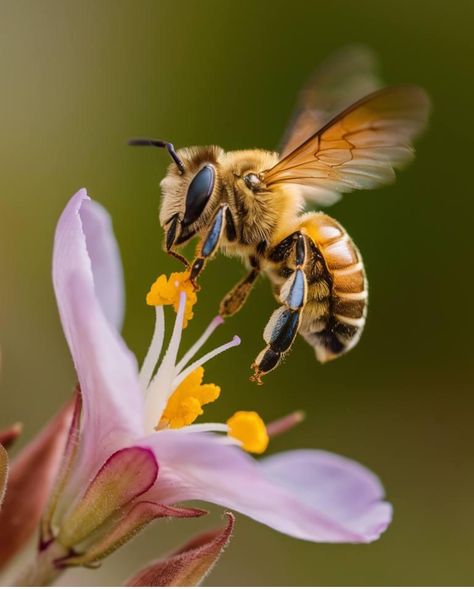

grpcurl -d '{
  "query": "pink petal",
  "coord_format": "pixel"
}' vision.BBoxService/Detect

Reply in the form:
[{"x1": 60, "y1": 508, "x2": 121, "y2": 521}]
[
  {"x1": 53, "y1": 190, "x2": 144, "y2": 474},
  {"x1": 260, "y1": 449, "x2": 392, "y2": 542},
  {"x1": 79, "y1": 197, "x2": 125, "y2": 330},
  {"x1": 59, "y1": 446, "x2": 158, "y2": 548},
  {"x1": 0, "y1": 398, "x2": 75, "y2": 569},
  {"x1": 126, "y1": 512, "x2": 234, "y2": 587},
  {"x1": 141, "y1": 431, "x2": 392, "y2": 543}
]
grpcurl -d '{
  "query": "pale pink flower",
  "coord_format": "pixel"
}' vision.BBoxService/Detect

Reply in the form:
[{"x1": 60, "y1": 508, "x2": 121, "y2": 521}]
[{"x1": 0, "y1": 189, "x2": 391, "y2": 583}]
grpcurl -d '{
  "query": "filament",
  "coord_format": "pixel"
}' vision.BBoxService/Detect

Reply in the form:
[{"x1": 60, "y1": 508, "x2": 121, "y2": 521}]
[
  {"x1": 171, "y1": 336, "x2": 241, "y2": 390},
  {"x1": 144, "y1": 292, "x2": 186, "y2": 432},
  {"x1": 180, "y1": 423, "x2": 229, "y2": 434},
  {"x1": 175, "y1": 315, "x2": 224, "y2": 373},
  {"x1": 266, "y1": 411, "x2": 306, "y2": 438},
  {"x1": 139, "y1": 305, "x2": 165, "y2": 392}
]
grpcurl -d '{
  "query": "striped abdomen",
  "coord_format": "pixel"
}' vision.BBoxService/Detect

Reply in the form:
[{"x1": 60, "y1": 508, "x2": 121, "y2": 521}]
[{"x1": 300, "y1": 212, "x2": 367, "y2": 362}]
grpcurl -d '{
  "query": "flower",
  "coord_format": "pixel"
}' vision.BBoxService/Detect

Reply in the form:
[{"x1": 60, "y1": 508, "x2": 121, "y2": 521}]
[{"x1": 7, "y1": 189, "x2": 391, "y2": 583}]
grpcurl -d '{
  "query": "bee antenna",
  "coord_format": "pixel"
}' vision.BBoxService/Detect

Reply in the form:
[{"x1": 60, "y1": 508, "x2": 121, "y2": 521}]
[{"x1": 128, "y1": 138, "x2": 185, "y2": 174}]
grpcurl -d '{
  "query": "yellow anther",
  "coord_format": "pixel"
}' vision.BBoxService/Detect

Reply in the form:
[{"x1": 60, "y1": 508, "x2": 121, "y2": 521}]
[
  {"x1": 159, "y1": 367, "x2": 220, "y2": 430},
  {"x1": 226, "y1": 411, "x2": 269, "y2": 454},
  {"x1": 146, "y1": 271, "x2": 197, "y2": 328}
]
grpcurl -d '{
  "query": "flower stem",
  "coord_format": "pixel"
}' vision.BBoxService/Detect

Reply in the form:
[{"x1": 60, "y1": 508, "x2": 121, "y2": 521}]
[{"x1": 13, "y1": 542, "x2": 68, "y2": 587}]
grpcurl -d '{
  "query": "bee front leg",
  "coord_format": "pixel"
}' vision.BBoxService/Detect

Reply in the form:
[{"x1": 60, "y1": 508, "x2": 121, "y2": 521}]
[
  {"x1": 168, "y1": 249, "x2": 190, "y2": 268},
  {"x1": 164, "y1": 213, "x2": 190, "y2": 268},
  {"x1": 189, "y1": 204, "x2": 227, "y2": 288},
  {"x1": 251, "y1": 233, "x2": 308, "y2": 384}
]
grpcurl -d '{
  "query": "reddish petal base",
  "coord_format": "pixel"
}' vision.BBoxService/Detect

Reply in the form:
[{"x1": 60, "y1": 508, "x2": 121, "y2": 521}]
[{"x1": 127, "y1": 512, "x2": 235, "y2": 587}]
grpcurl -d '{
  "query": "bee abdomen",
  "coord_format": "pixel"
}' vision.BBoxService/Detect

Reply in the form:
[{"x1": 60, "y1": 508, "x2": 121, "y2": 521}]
[{"x1": 300, "y1": 213, "x2": 367, "y2": 362}]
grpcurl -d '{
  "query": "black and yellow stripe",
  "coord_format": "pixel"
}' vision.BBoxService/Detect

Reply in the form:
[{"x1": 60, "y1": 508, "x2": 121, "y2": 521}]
[{"x1": 298, "y1": 212, "x2": 368, "y2": 362}]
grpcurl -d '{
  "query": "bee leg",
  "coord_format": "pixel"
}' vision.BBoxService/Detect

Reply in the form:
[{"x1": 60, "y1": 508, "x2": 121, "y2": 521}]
[
  {"x1": 219, "y1": 266, "x2": 260, "y2": 317},
  {"x1": 250, "y1": 306, "x2": 304, "y2": 384},
  {"x1": 168, "y1": 249, "x2": 190, "y2": 268},
  {"x1": 251, "y1": 233, "x2": 308, "y2": 383},
  {"x1": 189, "y1": 204, "x2": 227, "y2": 287},
  {"x1": 164, "y1": 213, "x2": 190, "y2": 267}
]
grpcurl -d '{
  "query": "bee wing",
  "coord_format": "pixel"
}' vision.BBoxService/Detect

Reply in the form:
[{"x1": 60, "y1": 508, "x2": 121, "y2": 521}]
[
  {"x1": 279, "y1": 45, "x2": 382, "y2": 159},
  {"x1": 264, "y1": 85, "x2": 430, "y2": 206}
]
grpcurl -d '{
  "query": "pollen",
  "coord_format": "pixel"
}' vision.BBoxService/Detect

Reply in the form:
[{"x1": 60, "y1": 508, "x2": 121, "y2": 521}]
[
  {"x1": 159, "y1": 367, "x2": 220, "y2": 429},
  {"x1": 226, "y1": 411, "x2": 269, "y2": 454},
  {"x1": 146, "y1": 271, "x2": 197, "y2": 327}
]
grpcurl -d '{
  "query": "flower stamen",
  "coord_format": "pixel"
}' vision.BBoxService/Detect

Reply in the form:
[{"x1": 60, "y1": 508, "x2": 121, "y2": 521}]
[
  {"x1": 172, "y1": 336, "x2": 241, "y2": 390},
  {"x1": 146, "y1": 272, "x2": 197, "y2": 328},
  {"x1": 144, "y1": 292, "x2": 186, "y2": 432},
  {"x1": 139, "y1": 305, "x2": 165, "y2": 392},
  {"x1": 176, "y1": 315, "x2": 224, "y2": 373},
  {"x1": 180, "y1": 423, "x2": 229, "y2": 434},
  {"x1": 227, "y1": 411, "x2": 269, "y2": 454},
  {"x1": 266, "y1": 411, "x2": 305, "y2": 438},
  {"x1": 142, "y1": 277, "x2": 241, "y2": 434},
  {"x1": 159, "y1": 367, "x2": 221, "y2": 430}
]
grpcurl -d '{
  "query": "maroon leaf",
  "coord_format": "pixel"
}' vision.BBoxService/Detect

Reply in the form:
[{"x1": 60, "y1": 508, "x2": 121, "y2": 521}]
[
  {"x1": 41, "y1": 391, "x2": 82, "y2": 545},
  {"x1": 0, "y1": 423, "x2": 22, "y2": 450},
  {"x1": 127, "y1": 512, "x2": 235, "y2": 587},
  {"x1": 0, "y1": 445, "x2": 7, "y2": 509},
  {"x1": 0, "y1": 397, "x2": 75, "y2": 569}
]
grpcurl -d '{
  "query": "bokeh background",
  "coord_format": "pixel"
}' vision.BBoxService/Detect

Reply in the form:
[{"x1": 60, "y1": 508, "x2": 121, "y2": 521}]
[{"x1": 1, "y1": 0, "x2": 473, "y2": 585}]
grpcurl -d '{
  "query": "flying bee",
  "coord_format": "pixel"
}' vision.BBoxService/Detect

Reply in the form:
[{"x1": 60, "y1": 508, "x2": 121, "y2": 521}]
[{"x1": 130, "y1": 46, "x2": 430, "y2": 383}]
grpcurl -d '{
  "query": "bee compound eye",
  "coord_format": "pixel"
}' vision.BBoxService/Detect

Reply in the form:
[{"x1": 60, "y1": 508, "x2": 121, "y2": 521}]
[{"x1": 183, "y1": 165, "x2": 215, "y2": 226}]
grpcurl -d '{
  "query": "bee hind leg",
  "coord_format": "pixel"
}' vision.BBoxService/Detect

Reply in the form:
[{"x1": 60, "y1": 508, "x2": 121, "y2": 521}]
[
  {"x1": 251, "y1": 252, "x2": 308, "y2": 384},
  {"x1": 250, "y1": 306, "x2": 304, "y2": 384}
]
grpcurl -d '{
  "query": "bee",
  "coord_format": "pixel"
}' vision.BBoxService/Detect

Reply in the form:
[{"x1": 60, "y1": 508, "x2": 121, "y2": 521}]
[{"x1": 130, "y1": 46, "x2": 430, "y2": 383}]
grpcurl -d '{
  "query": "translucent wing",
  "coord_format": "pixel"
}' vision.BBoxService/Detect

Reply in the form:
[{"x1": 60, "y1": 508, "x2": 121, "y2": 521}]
[
  {"x1": 264, "y1": 85, "x2": 430, "y2": 206},
  {"x1": 279, "y1": 45, "x2": 382, "y2": 159}
]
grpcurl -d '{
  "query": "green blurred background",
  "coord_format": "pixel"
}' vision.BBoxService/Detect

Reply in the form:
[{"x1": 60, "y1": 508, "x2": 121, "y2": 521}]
[{"x1": 1, "y1": 0, "x2": 473, "y2": 585}]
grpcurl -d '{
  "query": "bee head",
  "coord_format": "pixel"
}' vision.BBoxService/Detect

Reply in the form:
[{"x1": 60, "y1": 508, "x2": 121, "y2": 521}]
[{"x1": 158, "y1": 145, "x2": 224, "y2": 247}]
